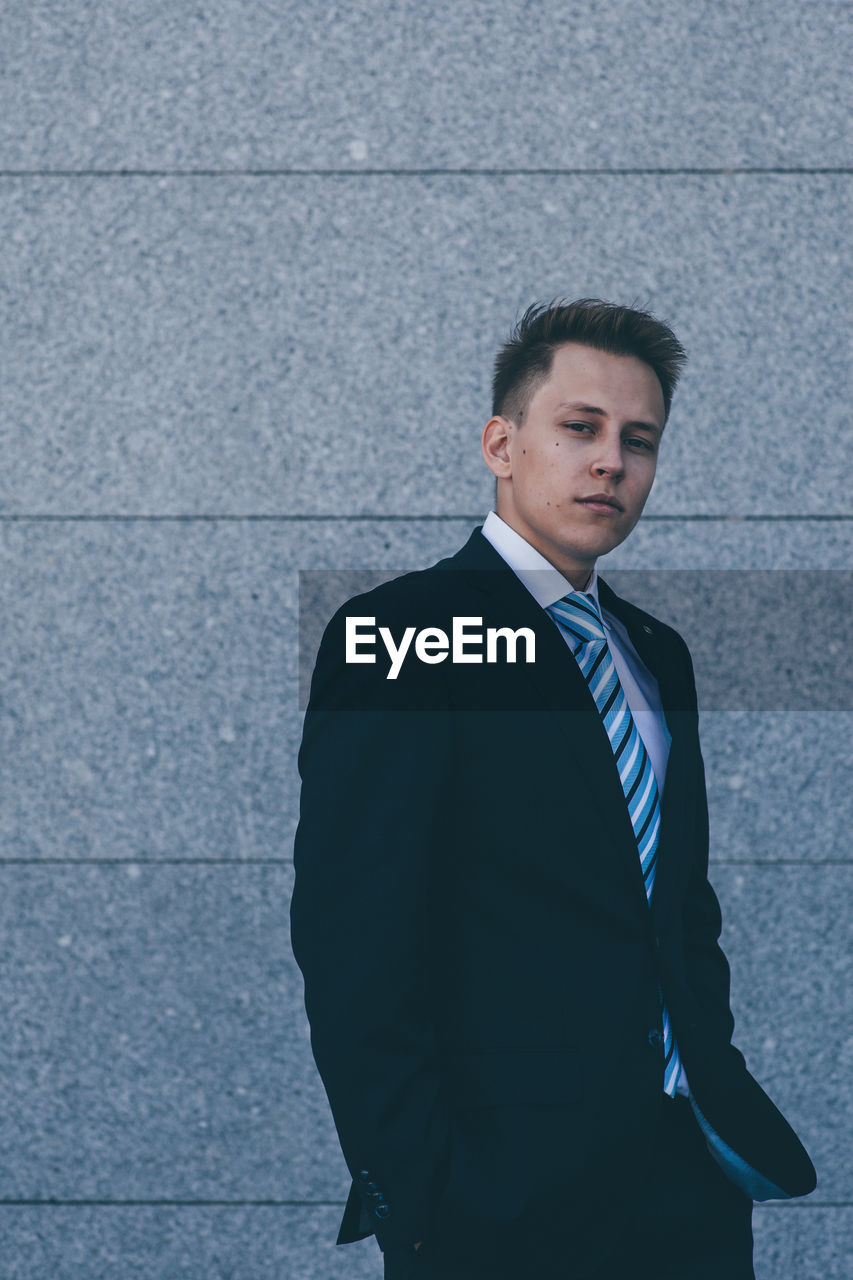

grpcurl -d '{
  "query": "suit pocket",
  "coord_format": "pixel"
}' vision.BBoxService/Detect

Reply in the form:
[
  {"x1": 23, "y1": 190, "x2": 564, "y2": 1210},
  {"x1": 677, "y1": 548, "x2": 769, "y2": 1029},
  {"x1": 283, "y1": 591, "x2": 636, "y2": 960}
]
[{"x1": 450, "y1": 1046, "x2": 582, "y2": 1108}]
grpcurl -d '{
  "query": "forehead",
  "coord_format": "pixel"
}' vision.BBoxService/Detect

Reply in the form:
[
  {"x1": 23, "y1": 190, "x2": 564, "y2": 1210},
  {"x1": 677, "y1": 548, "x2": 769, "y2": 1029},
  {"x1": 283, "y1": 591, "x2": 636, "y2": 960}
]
[{"x1": 531, "y1": 342, "x2": 665, "y2": 425}]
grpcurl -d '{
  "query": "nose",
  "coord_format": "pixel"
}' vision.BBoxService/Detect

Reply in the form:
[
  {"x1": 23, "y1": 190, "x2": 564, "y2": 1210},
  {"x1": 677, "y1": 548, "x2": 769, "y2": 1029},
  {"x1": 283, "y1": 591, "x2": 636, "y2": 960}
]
[{"x1": 591, "y1": 433, "x2": 625, "y2": 478}]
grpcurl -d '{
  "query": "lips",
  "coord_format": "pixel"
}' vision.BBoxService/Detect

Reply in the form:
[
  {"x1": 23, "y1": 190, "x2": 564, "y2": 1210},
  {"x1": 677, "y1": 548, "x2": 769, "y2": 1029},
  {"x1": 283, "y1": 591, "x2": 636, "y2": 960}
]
[{"x1": 577, "y1": 493, "x2": 624, "y2": 512}]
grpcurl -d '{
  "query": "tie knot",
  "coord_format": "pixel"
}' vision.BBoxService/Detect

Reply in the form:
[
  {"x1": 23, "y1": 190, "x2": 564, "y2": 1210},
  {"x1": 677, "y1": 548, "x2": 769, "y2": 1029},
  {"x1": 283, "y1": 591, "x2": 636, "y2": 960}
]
[{"x1": 546, "y1": 591, "x2": 606, "y2": 646}]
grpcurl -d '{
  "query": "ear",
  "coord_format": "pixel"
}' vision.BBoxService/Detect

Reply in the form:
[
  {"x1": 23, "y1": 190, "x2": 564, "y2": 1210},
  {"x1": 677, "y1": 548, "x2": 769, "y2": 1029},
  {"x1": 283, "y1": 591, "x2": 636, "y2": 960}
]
[{"x1": 481, "y1": 416, "x2": 514, "y2": 480}]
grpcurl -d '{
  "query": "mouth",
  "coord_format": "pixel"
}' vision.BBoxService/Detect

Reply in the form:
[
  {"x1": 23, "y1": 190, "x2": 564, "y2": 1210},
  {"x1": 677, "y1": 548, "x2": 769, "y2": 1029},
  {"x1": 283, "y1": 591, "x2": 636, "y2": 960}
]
[{"x1": 576, "y1": 493, "x2": 624, "y2": 514}]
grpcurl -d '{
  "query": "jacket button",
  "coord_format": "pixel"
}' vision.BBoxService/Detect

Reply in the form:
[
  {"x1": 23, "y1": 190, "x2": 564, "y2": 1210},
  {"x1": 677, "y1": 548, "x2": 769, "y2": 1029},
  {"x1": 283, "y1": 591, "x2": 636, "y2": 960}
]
[
  {"x1": 374, "y1": 1202, "x2": 391, "y2": 1219},
  {"x1": 648, "y1": 1029, "x2": 663, "y2": 1047},
  {"x1": 358, "y1": 1169, "x2": 372, "y2": 1184}
]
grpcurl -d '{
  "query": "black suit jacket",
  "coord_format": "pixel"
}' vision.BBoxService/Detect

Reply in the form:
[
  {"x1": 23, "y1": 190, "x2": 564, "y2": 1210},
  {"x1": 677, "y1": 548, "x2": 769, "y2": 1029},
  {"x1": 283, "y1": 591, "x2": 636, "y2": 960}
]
[{"x1": 290, "y1": 527, "x2": 816, "y2": 1260}]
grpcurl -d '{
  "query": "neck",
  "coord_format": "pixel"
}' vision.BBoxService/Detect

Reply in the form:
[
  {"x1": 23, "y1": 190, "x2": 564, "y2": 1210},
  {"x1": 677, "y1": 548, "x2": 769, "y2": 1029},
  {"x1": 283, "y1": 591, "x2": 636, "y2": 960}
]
[{"x1": 493, "y1": 507, "x2": 596, "y2": 592}]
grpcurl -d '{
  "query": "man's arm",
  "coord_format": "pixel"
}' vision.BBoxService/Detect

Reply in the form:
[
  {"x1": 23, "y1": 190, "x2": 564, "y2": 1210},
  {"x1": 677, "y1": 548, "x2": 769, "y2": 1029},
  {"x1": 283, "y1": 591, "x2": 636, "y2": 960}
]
[
  {"x1": 676, "y1": 635, "x2": 818, "y2": 1197},
  {"x1": 681, "y1": 739, "x2": 741, "y2": 1050},
  {"x1": 677, "y1": 637, "x2": 743, "y2": 1057},
  {"x1": 290, "y1": 601, "x2": 454, "y2": 1252}
]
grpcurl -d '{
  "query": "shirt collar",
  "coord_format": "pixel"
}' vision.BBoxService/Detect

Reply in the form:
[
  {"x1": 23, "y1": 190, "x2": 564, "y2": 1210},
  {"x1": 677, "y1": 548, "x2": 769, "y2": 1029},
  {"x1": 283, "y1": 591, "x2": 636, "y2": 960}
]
[{"x1": 481, "y1": 510, "x2": 602, "y2": 614}]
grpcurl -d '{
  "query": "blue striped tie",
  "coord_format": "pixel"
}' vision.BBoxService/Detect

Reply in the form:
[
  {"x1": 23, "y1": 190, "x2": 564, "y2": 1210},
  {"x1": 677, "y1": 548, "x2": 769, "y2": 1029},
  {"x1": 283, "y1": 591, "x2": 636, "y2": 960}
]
[{"x1": 546, "y1": 589, "x2": 683, "y2": 1097}]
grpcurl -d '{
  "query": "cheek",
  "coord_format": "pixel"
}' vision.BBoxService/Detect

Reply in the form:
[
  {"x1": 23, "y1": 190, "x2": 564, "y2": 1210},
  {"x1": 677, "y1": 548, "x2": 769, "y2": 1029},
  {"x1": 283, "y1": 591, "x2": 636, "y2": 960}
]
[
  {"x1": 533, "y1": 465, "x2": 563, "y2": 506},
  {"x1": 629, "y1": 456, "x2": 657, "y2": 494},
  {"x1": 518, "y1": 453, "x2": 553, "y2": 493},
  {"x1": 641, "y1": 466, "x2": 658, "y2": 499}
]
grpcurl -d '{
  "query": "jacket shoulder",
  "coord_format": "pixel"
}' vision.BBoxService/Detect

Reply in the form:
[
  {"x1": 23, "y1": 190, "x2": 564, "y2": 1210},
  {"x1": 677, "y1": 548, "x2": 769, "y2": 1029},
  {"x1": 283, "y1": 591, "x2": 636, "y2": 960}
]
[
  {"x1": 321, "y1": 530, "x2": 489, "y2": 632},
  {"x1": 332, "y1": 556, "x2": 462, "y2": 622},
  {"x1": 305, "y1": 548, "x2": 479, "y2": 711}
]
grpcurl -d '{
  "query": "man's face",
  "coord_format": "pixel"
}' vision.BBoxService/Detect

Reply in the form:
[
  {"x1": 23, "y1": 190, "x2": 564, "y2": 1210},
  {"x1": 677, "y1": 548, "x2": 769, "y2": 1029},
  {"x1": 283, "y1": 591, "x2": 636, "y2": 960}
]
[{"x1": 482, "y1": 342, "x2": 665, "y2": 587}]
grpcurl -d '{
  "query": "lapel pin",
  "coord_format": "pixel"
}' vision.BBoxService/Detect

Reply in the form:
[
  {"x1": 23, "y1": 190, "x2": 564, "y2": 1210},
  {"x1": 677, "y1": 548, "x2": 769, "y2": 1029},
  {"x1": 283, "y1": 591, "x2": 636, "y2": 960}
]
[{"x1": 643, "y1": 624, "x2": 653, "y2": 634}]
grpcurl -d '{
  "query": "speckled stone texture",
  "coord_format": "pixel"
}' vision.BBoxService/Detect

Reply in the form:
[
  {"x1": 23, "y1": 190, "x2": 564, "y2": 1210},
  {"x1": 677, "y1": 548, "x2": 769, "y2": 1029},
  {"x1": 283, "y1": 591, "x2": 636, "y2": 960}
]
[
  {"x1": 0, "y1": 1206, "x2": 385, "y2": 1279},
  {"x1": 0, "y1": 863, "x2": 349, "y2": 1202},
  {"x1": 0, "y1": 174, "x2": 848, "y2": 517},
  {"x1": 1, "y1": 0, "x2": 849, "y2": 1274},
  {"x1": 0, "y1": 1, "x2": 848, "y2": 170}
]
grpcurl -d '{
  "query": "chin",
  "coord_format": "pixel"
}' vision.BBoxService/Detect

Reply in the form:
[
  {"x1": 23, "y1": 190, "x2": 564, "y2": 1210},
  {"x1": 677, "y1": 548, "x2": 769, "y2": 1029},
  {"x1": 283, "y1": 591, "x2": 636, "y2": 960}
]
[{"x1": 581, "y1": 537, "x2": 623, "y2": 562}]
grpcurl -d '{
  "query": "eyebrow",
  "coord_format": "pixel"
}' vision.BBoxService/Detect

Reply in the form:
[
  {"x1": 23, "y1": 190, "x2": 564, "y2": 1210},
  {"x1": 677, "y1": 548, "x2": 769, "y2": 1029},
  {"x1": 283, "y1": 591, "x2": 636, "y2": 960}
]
[{"x1": 553, "y1": 401, "x2": 663, "y2": 436}]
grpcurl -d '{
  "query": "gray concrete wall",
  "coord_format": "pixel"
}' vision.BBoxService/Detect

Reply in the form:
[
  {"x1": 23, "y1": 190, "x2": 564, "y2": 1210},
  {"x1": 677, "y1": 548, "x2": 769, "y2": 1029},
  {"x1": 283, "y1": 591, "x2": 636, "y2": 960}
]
[{"x1": 0, "y1": 2, "x2": 849, "y2": 1275}]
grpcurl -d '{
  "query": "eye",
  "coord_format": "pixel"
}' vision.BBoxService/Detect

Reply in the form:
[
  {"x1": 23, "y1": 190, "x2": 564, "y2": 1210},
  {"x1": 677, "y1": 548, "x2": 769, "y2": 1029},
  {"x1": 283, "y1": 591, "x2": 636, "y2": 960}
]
[
  {"x1": 627, "y1": 436, "x2": 656, "y2": 452},
  {"x1": 561, "y1": 421, "x2": 594, "y2": 433}
]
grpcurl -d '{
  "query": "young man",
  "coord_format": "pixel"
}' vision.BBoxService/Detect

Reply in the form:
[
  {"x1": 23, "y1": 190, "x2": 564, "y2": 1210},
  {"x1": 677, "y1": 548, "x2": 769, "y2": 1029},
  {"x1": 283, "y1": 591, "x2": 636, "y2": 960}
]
[{"x1": 291, "y1": 300, "x2": 816, "y2": 1279}]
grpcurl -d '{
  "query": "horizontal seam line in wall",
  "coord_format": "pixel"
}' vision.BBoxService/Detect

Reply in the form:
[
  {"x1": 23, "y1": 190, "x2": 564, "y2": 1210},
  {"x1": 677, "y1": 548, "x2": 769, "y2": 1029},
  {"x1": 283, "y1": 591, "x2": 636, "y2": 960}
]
[
  {"x1": 712, "y1": 860, "x2": 853, "y2": 866},
  {"x1": 0, "y1": 1199, "x2": 346, "y2": 1207},
  {"x1": 0, "y1": 858, "x2": 293, "y2": 865},
  {"x1": 0, "y1": 858, "x2": 850, "y2": 867},
  {"x1": 754, "y1": 1201, "x2": 853, "y2": 1209},
  {"x1": 0, "y1": 1198, "x2": 847, "y2": 1208},
  {"x1": 0, "y1": 168, "x2": 850, "y2": 178},
  {"x1": 0, "y1": 514, "x2": 851, "y2": 523}
]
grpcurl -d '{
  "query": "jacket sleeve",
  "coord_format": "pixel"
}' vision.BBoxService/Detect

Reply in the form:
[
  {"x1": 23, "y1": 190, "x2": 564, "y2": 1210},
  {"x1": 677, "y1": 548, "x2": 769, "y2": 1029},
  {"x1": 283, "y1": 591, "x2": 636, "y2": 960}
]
[
  {"x1": 675, "y1": 636, "x2": 817, "y2": 1199},
  {"x1": 678, "y1": 638, "x2": 743, "y2": 1058},
  {"x1": 290, "y1": 601, "x2": 454, "y2": 1251}
]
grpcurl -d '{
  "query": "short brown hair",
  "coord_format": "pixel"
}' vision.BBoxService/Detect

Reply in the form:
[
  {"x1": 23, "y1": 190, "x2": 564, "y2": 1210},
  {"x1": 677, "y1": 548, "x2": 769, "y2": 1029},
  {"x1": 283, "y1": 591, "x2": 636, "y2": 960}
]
[{"x1": 492, "y1": 298, "x2": 687, "y2": 424}]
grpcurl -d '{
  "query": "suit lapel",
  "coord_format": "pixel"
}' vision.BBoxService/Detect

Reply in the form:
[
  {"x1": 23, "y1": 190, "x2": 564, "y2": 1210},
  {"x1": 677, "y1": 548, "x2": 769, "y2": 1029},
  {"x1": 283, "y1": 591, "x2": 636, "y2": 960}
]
[
  {"x1": 445, "y1": 530, "x2": 653, "y2": 911},
  {"x1": 445, "y1": 529, "x2": 699, "y2": 916}
]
